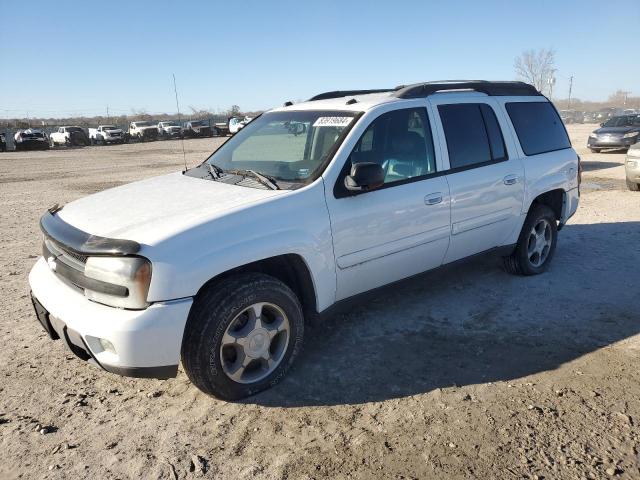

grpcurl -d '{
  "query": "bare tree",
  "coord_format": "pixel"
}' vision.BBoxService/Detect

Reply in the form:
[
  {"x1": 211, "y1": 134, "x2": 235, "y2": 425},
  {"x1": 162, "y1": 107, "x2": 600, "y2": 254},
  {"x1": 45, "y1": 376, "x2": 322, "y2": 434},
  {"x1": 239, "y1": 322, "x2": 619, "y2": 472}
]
[{"x1": 514, "y1": 48, "x2": 556, "y2": 95}]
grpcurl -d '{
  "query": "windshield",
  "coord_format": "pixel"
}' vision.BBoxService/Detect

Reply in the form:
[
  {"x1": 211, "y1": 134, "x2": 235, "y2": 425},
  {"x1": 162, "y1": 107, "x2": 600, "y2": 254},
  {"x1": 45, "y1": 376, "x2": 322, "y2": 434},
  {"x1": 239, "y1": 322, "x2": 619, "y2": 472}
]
[
  {"x1": 162, "y1": 122, "x2": 179, "y2": 127},
  {"x1": 205, "y1": 110, "x2": 358, "y2": 183},
  {"x1": 102, "y1": 125, "x2": 116, "y2": 130},
  {"x1": 66, "y1": 127, "x2": 83, "y2": 132},
  {"x1": 190, "y1": 120, "x2": 207, "y2": 127},
  {"x1": 603, "y1": 115, "x2": 639, "y2": 127},
  {"x1": 135, "y1": 121, "x2": 152, "y2": 127}
]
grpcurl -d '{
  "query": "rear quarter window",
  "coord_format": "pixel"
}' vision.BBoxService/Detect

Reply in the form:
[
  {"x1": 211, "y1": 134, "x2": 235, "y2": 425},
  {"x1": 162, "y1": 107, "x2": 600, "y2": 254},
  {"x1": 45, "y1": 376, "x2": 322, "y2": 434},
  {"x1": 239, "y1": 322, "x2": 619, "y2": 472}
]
[{"x1": 506, "y1": 102, "x2": 571, "y2": 156}]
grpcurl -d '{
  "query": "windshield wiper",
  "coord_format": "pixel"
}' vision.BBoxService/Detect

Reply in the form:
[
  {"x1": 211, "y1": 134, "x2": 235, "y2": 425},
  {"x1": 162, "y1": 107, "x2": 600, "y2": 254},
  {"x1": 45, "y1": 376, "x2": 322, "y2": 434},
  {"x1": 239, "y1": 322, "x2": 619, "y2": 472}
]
[
  {"x1": 227, "y1": 169, "x2": 280, "y2": 190},
  {"x1": 205, "y1": 163, "x2": 224, "y2": 179}
]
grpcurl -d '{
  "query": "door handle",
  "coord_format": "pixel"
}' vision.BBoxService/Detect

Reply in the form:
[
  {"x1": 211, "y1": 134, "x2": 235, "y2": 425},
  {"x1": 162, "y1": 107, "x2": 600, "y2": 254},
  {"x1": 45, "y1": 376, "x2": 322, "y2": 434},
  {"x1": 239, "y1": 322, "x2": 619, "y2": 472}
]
[
  {"x1": 503, "y1": 174, "x2": 518, "y2": 186},
  {"x1": 424, "y1": 192, "x2": 443, "y2": 205}
]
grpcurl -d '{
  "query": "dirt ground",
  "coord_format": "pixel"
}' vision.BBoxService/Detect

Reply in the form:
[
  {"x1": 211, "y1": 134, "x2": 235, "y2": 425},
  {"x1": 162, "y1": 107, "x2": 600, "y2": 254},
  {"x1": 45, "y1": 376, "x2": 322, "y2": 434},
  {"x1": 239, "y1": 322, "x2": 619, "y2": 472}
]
[{"x1": 1, "y1": 124, "x2": 639, "y2": 480}]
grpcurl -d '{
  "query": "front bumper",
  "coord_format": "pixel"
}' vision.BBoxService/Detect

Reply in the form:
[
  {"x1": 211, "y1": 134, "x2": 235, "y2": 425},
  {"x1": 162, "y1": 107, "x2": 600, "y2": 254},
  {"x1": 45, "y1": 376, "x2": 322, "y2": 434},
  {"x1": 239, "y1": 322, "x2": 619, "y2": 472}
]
[
  {"x1": 588, "y1": 136, "x2": 638, "y2": 149},
  {"x1": 29, "y1": 257, "x2": 192, "y2": 378}
]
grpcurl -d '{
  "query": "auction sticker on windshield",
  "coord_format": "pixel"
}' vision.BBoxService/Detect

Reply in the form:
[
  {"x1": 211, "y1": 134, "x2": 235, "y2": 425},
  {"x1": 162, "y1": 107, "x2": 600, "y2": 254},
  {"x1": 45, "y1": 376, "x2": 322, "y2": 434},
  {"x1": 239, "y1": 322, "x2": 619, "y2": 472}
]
[{"x1": 313, "y1": 117, "x2": 353, "y2": 127}]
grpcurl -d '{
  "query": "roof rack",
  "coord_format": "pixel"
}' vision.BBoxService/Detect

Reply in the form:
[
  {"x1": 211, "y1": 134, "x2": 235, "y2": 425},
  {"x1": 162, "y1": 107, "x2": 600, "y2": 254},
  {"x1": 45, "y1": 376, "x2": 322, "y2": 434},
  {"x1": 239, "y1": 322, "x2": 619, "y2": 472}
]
[
  {"x1": 308, "y1": 89, "x2": 397, "y2": 101},
  {"x1": 394, "y1": 81, "x2": 540, "y2": 98}
]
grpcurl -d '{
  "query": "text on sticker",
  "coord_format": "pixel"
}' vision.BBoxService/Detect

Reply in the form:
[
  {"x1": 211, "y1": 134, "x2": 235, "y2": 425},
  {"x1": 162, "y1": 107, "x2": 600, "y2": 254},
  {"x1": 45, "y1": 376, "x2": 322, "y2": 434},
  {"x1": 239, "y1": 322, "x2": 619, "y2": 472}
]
[{"x1": 313, "y1": 117, "x2": 352, "y2": 128}]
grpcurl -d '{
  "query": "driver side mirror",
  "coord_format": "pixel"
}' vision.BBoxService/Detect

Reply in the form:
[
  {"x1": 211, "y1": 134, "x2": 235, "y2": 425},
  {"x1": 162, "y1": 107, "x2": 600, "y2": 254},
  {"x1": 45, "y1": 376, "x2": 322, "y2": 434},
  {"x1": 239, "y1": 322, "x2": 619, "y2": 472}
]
[
  {"x1": 600, "y1": 122, "x2": 604, "y2": 127},
  {"x1": 344, "y1": 162, "x2": 384, "y2": 192}
]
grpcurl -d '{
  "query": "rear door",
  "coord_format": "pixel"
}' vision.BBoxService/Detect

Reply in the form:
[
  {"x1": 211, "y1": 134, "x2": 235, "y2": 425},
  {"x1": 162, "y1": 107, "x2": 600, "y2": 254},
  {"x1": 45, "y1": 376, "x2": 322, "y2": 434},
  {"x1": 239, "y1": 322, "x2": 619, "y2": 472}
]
[
  {"x1": 429, "y1": 97, "x2": 524, "y2": 263},
  {"x1": 324, "y1": 105, "x2": 451, "y2": 300}
]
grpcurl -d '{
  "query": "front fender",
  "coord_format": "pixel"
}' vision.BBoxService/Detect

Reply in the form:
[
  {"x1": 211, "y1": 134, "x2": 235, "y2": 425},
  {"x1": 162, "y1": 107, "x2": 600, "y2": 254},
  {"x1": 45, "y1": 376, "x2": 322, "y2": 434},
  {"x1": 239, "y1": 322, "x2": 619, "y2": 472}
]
[{"x1": 144, "y1": 182, "x2": 336, "y2": 312}]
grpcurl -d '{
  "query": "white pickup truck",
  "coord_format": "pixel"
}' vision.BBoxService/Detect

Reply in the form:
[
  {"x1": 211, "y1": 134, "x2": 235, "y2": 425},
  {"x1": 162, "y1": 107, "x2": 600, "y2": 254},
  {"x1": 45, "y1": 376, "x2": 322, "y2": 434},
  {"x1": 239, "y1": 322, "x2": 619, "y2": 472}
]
[
  {"x1": 88, "y1": 125, "x2": 125, "y2": 145},
  {"x1": 127, "y1": 121, "x2": 158, "y2": 142},
  {"x1": 49, "y1": 126, "x2": 89, "y2": 147},
  {"x1": 157, "y1": 121, "x2": 183, "y2": 139},
  {"x1": 29, "y1": 81, "x2": 580, "y2": 400}
]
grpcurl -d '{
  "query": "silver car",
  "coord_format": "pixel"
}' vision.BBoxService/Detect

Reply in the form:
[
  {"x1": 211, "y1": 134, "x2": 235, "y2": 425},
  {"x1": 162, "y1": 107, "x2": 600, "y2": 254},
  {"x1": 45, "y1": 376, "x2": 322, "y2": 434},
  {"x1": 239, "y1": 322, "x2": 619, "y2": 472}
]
[{"x1": 626, "y1": 142, "x2": 640, "y2": 191}]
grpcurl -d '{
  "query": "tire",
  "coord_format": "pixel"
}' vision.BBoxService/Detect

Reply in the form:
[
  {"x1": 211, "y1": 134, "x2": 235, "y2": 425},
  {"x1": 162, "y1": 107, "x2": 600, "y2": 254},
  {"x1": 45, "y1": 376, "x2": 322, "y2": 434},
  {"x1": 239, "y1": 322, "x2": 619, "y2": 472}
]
[
  {"x1": 65, "y1": 138, "x2": 71, "y2": 147},
  {"x1": 589, "y1": 148, "x2": 601, "y2": 153},
  {"x1": 181, "y1": 273, "x2": 304, "y2": 400},
  {"x1": 627, "y1": 179, "x2": 640, "y2": 191},
  {"x1": 503, "y1": 204, "x2": 558, "y2": 276}
]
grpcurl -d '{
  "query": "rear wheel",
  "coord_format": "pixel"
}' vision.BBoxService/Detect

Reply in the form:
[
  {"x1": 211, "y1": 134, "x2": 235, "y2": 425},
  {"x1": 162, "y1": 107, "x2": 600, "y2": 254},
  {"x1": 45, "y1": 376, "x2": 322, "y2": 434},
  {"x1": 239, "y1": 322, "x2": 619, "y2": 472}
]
[
  {"x1": 627, "y1": 179, "x2": 640, "y2": 191},
  {"x1": 503, "y1": 204, "x2": 558, "y2": 276},
  {"x1": 181, "y1": 273, "x2": 304, "y2": 400}
]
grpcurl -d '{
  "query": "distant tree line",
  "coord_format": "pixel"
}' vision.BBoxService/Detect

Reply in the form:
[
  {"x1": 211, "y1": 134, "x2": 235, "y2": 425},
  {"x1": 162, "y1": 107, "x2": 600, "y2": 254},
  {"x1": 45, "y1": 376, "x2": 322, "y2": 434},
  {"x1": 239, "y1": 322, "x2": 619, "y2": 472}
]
[{"x1": 0, "y1": 105, "x2": 262, "y2": 130}]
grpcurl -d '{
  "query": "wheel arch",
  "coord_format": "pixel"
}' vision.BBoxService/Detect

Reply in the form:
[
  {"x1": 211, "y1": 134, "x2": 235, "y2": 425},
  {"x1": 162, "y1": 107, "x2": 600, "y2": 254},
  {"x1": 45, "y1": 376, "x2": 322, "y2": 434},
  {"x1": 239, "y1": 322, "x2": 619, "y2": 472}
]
[
  {"x1": 528, "y1": 188, "x2": 566, "y2": 225},
  {"x1": 193, "y1": 254, "x2": 318, "y2": 317}
]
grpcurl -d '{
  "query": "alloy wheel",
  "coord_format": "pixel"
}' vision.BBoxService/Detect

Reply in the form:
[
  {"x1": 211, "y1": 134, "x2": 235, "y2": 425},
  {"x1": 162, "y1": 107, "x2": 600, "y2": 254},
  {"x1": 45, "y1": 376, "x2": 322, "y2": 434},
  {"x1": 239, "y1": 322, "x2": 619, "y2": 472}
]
[
  {"x1": 527, "y1": 218, "x2": 552, "y2": 267},
  {"x1": 219, "y1": 302, "x2": 290, "y2": 384}
]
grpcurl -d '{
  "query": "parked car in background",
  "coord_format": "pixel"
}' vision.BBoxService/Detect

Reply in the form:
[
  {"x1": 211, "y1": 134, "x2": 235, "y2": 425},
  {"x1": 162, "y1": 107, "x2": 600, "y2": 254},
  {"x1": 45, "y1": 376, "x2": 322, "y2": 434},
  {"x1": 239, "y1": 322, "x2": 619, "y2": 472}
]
[
  {"x1": 0, "y1": 133, "x2": 6, "y2": 152},
  {"x1": 183, "y1": 120, "x2": 213, "y2": 138},
  {"x1": 583, "y1": 112, "x2": 599, "y2": 123},
  {"x1": 128, "y1": 121, "x2": 158, "y2": 142},
  {"x1": 28, "y1": 80, "x2": 580, "y2": 400},
  {"x1": 157, "y1": 121, "x2": 183, "y2": 139},
  {"x1": 559, "y1": 110, "x2": 584, "y2": 124},
  {"x1": 50, "y1": 126, "x2": 89, "y2": 147},
  {"x1": 587, "y1": 114, "x2": 640, "y2": 152},
  {"x1": 88, "y1": 125, "x2": 125, "y2": 145},
  {"x1": 14, "y1": 129, "x2": 50, "y2": 150},
  {"x1": 625, "y1": 142, "x2": 640, "y2": 191},
  {"x1": 213, "y1": 116, "x2": 253, "y2": 136}
]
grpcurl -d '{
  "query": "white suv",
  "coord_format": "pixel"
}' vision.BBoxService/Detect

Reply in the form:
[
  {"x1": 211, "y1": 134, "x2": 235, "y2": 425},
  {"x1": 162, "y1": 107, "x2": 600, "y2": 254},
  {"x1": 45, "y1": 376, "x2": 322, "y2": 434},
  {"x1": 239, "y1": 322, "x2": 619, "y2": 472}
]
[{"x1": 29, "y1": 81, "x2": 580, "y2": 400}]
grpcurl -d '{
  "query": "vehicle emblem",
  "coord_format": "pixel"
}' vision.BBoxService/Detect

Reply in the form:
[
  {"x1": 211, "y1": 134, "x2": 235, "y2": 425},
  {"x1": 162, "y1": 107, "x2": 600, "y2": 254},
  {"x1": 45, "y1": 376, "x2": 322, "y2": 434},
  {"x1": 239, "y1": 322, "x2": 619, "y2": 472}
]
[{"x1": 47, "y1": 256, "x2": 57, "y2": 271}]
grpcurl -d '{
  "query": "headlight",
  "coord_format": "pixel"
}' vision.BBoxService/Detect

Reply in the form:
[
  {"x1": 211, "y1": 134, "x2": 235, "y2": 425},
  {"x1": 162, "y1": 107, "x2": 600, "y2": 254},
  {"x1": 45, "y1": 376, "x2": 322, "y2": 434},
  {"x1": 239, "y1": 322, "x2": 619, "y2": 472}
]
[
  {"x1": 623, "y1": 131, "x2": 639, "y2": 139},
  {"x1": 589, "y1": 133, "x2": 598, "y2": 139},
  {"x1": 84, "y1": 256, "x2": 152, "y2": 309}
]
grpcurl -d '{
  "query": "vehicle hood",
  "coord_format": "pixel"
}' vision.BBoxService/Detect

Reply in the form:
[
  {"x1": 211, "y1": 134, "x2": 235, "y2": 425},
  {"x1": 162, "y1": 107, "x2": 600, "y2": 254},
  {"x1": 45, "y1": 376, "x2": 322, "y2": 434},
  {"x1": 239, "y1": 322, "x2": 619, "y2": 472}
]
[
  {"x1": 104, "y1": 128, "x2": 123, "y2": 134},
  {"x1": 56, "y1": 172, "x2": 284, "y2": 246},
  {"x1": 138, "y1": 126, "x2": 158, "y2": 131},
  {"x1": 594, "y1": 126, "x2": 637, "y2": 135}
]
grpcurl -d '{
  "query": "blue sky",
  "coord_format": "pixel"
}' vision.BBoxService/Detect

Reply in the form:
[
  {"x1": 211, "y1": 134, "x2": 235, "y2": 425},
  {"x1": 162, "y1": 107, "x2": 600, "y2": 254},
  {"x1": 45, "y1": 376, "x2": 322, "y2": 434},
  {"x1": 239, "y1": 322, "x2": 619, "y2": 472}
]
[{"x1": 1, "y1": 0, "x2": 638, "y2": 118}]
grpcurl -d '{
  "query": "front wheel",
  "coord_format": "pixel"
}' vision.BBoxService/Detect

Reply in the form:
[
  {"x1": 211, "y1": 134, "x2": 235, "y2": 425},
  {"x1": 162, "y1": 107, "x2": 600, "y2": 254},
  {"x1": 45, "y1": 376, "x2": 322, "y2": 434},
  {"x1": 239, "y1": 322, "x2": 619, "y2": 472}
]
[
  {"x1": 627, "y1": 179, "x2": 640, "y2": 191},
  {"x1": 181, "y1": 273, "x2": 304, "y2": 400},
  {"x1": 503, "y1": 204, "x2": 558, "y2": 276}
]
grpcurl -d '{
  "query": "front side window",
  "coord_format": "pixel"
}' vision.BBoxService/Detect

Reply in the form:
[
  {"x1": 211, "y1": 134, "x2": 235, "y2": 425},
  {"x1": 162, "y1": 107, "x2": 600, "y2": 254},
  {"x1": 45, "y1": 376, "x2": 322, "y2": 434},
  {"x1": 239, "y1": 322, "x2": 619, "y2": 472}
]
[
  {"x1": 438, "y1": 103, "x2": 507, "y2": 170},
  {"x1": 206, "y1": 110, "x2": 358, "y2": 183},
  {"x1": 348, "y1": 107, "x2": 436, "y2": 185}
]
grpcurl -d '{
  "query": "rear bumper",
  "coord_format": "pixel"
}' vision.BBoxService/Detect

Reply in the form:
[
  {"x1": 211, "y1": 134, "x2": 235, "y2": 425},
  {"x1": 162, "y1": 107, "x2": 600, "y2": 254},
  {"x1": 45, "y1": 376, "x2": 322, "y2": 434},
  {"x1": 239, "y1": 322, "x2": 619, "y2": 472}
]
[{"x1": 28, "y1": 257, "x2": 192, "y2": 379}]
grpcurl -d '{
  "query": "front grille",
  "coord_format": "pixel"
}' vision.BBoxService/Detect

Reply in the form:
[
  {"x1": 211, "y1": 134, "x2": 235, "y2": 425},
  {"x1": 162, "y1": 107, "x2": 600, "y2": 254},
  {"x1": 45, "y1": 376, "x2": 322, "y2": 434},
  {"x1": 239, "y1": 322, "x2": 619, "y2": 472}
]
[{"x1": 45, "y1": 238, "x2": 87, "y2": 265}]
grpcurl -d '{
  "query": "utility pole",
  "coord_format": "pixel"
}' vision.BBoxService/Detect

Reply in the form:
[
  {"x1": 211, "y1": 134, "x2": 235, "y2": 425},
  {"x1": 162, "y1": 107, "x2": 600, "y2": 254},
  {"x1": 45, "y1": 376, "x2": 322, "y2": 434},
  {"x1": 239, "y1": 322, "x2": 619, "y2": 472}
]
[
  {"x1": 106, "y1": 105, "x2": 110, "y2": 123},
  {"x1": 567, "y1": 76, "x2": 573, "y2": 109}
]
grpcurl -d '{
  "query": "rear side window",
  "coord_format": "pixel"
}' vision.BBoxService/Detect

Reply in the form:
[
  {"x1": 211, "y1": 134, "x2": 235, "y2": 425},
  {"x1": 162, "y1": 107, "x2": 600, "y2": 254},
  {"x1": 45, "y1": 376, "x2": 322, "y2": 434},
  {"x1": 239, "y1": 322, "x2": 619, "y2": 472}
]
[
  {"x1": 438, "y1": 103, "x2": 508, "y2": 169},
  {"x1": 506, "y1": 102, "x2": 571, "y2": 156}
]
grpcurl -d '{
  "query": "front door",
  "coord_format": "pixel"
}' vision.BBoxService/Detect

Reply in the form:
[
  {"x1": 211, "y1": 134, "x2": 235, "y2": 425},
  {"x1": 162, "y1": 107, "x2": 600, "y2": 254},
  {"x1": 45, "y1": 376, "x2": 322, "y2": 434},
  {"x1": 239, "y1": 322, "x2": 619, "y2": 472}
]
[{"x1": 324, "y1": 106, "x2": 451, "y2": 301}]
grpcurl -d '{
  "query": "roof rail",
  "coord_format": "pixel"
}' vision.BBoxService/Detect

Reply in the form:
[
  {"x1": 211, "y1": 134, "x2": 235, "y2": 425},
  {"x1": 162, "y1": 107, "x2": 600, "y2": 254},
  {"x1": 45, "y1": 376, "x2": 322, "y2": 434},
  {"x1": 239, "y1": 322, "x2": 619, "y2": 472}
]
[
  {"x1": 394, "y1": 81, "x2": 540, "y2": 99},
  {"x1": 308, "y1": 89, "x2": 396, "y2": 101}
]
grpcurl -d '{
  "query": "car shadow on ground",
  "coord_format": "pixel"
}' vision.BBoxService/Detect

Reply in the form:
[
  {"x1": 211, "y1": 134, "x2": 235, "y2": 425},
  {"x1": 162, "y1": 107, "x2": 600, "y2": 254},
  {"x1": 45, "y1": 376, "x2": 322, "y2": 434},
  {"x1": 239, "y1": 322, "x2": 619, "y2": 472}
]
[
  {"x1": 250, "y1": 221, "x2": 640, "y2": 407},
  {"x1": 581, "y1": 160, "x2": 623, "y2": 172}
]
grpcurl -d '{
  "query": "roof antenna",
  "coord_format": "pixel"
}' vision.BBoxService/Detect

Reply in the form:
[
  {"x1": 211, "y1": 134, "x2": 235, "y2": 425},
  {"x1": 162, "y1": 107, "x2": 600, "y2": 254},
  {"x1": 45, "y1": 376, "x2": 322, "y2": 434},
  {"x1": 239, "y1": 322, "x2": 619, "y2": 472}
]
[{"x1": 172, "y1": 73, "x2": 187, "y2": 172}]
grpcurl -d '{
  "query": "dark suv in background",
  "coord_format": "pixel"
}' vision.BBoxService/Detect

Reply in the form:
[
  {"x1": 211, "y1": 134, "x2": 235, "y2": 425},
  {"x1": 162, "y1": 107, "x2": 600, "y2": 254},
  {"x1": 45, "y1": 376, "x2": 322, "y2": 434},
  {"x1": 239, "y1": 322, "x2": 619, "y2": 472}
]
[{"x1": 588, "y1": 114, "x2": 640, "y2": 152}]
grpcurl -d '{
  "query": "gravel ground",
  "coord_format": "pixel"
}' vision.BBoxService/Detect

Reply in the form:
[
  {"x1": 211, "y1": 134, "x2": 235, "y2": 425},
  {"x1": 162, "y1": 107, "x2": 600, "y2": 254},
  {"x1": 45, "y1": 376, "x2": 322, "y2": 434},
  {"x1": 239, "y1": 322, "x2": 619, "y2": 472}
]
[{"x1": 1, "y1": 125, "x2": 639, "y2": 479}]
